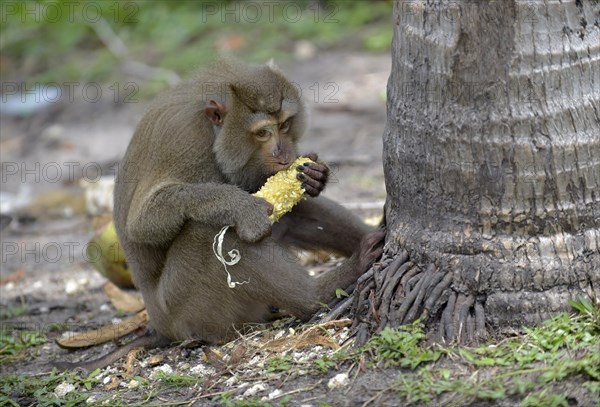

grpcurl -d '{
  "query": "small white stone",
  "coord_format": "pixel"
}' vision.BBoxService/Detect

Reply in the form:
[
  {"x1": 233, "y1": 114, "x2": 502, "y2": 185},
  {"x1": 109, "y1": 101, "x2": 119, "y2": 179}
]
[
  {"x1": 268, "y1": 389, "x2": 282, "y2": 400},
  {"x1": 99, "y1": 304, "x2": 111, "y2": 312},
  {"x1": 338, "y1": 328, "x2": 349, "y2": 342},
  {"x1": 64, "y1": 279, "x2": 79, "y2": 294},
  {"x1": 110, "y1": 318, "x2": 122, "y2": 325},
  {"x1": 33, "y1": 281, "x2": 43, "y2": 289},
  {"x1": 54, "y1": 382, "x2": 76, "y2": 398},
  {"x1": 189, "y1": 363, "x2": 215, "y2": 377},
  {"x1": 102, "y1": 376, "x2": 112, "y2": 385},
  {"x1": 39, "y1": 306, "x2": 49, "y2": 313},
  {"x1": 149, "y1": 364, "x2": 173, "y2": 380},
  {"x1": 243, "y1": 383, "x2": 267, "y2": 398},
  {"x1": 86, "y1": 395, "x2": 97, "y2": 404},
  {"x1": 225, "y1": 375, "x2": 238, "y2": 386},
  {"x1": 248, "y1": 355, "x2": 261, "y2": 366},
  {"x1": 126, "y1": 379, "x2": 140, "y2": 389},
  {"x1": 5, "y1": 282, "x2": 15, "y2": 290},
  {"x1": 327, "y1": 372, "x2": 349, "y2": 389}
]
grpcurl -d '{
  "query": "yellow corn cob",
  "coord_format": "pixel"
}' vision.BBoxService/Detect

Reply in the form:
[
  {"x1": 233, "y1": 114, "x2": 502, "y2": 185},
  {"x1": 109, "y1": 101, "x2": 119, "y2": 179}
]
[{"x1": 253, "y1": 156, "x2": 315, "y2": 222}]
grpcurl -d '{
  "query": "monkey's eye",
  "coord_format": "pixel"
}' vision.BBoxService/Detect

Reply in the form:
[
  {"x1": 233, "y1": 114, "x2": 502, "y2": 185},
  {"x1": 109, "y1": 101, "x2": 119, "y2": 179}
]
[
  {"x1": 279, "y1": 118, "x2": 292, "y2": 133},
  {"x1": 255, "y1": 129, "x2": 272, "y2": 142}
]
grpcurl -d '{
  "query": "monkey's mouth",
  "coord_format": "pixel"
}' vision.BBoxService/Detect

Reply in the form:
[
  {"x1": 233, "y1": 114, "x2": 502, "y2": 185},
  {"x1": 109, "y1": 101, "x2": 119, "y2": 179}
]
[{"x1": 271, "y1": 161, "x2": 292, "y2": 172}]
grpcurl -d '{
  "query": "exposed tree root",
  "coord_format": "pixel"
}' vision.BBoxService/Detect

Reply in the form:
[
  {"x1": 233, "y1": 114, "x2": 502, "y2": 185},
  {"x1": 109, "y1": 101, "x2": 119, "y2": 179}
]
[{"x1": 320, "y1": 251, "x2": 491, "y2": 346}]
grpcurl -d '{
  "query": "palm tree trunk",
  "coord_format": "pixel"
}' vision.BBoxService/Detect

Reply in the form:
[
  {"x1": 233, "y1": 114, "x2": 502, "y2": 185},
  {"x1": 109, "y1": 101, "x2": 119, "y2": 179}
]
[{"x1": 352, "y1": 0, "x2": 600, "y2": 343}]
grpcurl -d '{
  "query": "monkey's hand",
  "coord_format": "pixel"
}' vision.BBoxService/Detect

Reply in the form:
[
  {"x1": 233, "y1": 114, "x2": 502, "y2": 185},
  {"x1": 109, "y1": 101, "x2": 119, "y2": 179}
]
[
  {"x1": 234, "y1": 196, "x2": 274, "y2": 243},
  {"x1": 296, "y1": 153, "x2": 329, "y2": 197}
]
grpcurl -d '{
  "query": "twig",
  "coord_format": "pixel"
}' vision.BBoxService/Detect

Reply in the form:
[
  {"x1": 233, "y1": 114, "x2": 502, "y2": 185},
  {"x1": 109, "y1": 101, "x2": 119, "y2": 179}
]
[
  {"x1": 87, "y1": 17, "x2": 180, "y2": 86},
  {"x1": 361, "y1": 385, "x2": 393, "y2": 407}
]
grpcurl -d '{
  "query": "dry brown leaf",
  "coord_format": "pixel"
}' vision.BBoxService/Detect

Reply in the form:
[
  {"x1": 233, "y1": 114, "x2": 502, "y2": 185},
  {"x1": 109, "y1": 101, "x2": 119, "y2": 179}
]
[
  {"x1": 261, "y1": 319, "x2": 352, "y2": 352},
  {"x1": 103, "y1": 281, "x2": 145, "y2": 313},
  {"x1": 0, "y1": 267, "x2": 25, "y2": 285},
  {"x1": 229, "y1": 344, "x2": 247, "y2": 366},
  {"x1": 146, "y1": 354, "x2": 164, "y2": 367},
  {"x1": 104, "y1": 376, "x2": 121, "y2": 391},
  {"x1": 123, "y1": 348, "x2": 144, "y2": 377},
  {"x1": 203, "y1": 348, "x2": 226, "y2": 369},
  {"x1": 56, "y1": 310, "x2": 148, "y2": 348}
]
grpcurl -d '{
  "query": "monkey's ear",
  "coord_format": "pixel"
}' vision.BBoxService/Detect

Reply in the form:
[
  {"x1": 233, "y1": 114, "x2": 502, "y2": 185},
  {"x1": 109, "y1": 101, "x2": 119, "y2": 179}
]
[{"x1": 204, "y1": 100, "x2": 227, "y2": 125}]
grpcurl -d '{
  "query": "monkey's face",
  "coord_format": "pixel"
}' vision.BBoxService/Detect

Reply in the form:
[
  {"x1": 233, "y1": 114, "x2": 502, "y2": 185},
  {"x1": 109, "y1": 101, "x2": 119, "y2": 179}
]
[{"x1": 208, "y1": 63, "x2": 307, "y2": 192}]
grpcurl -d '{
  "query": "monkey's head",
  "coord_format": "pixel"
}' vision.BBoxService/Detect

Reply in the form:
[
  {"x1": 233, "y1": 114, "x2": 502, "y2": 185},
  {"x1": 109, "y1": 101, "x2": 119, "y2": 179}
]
[{"x1": 205, "y1": 61, "x2": 308, "y2": 192}]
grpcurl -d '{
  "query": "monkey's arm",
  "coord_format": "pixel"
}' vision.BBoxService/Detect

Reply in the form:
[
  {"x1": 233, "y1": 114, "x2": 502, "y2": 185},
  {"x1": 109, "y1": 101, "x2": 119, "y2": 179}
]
[{"x1": 126, "y1": 181, "x2": 272, "y2": 245}]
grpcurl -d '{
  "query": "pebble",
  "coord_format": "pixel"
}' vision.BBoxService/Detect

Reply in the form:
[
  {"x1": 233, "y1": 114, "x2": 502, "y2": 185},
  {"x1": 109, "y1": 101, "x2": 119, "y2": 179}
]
[
  {"x1": 268, "y1": 389, "x2": 282, "y2": 400},
  {"x1": 149, "y1": 364, "x2": 173, "y2": 380},
  {"x1": 54, "y1": 382, "x2": 76, "y2": 398},
  {"x1": 189, "y1": 363, "x2": 215, "y2": 377},
  {"x1": 243, "y1": 383, "x2": 267, "y2": 398},
  {"x1": 327, "y1": 372, "x2": 349, "y2": 389}
]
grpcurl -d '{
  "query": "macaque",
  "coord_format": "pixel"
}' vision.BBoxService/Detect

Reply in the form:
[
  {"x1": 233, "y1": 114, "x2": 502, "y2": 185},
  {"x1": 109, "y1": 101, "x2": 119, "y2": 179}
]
[{"x1": 57, "y1": 60, "x2": 383, "y2": 371}]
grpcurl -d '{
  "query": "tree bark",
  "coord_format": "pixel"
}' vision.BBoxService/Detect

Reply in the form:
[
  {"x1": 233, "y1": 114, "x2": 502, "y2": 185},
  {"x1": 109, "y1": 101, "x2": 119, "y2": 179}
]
[{"x1": 352, "y1": 0, "x2": 600, "y2": 344}]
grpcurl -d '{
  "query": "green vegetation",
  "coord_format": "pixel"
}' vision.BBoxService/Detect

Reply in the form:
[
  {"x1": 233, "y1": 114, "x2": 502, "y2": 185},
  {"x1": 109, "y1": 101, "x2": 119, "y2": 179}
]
[
  {"x1": 367, "y1": 321, "x2": 441, "y2": 368},
  {"x1": 0, "y1": 368, "x2": 100, "y2": 407},
  {"x1": 153, "y1": 370, "x2": 201, "y2": 388},
  {"x1": 1, "y1": 298, "x2": 596, "y2": 405},
  {"x1": 214, "y1": 391, "x2": 273, "y2": 407},
  {"x1": 374, "y1": 297, "x2": 600, "y2": 406},
  {"x1": 1, "y1": 0, "x2": 393, "y2": 95},
  {"x1": 265, "y1": 355, "x2": 293, "y2": 373},
  {"x1": 0, "y1": 329, "x2": 47, "y2": 363}
]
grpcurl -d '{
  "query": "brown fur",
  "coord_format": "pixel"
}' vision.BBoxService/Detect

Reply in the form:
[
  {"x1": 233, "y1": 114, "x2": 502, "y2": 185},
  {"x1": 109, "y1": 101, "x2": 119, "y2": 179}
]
[{"x1": 57, "y1": 60, "x2": 382, "y2": 371}]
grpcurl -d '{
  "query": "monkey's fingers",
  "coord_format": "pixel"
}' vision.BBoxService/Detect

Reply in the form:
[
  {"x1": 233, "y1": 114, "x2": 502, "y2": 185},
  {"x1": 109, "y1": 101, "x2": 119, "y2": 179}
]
[
  {"x1": 297, "y1": 163, "x2": 329, "y2": 182},
  {"x1": 298, "y1": 173, "x2": 323, "y2": 197}
]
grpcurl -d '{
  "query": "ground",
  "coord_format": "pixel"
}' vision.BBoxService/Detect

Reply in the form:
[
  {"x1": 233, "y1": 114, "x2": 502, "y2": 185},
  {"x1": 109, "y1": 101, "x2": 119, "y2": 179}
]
[{"x1": 1, "y1": 52, "x2": 598, "y2": 407}]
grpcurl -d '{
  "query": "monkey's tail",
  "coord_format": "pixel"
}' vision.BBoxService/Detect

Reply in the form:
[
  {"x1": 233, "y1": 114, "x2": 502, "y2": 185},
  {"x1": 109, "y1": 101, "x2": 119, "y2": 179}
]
[{"x1": 52, "y1": 328, "x2": 171, "y2": 374}]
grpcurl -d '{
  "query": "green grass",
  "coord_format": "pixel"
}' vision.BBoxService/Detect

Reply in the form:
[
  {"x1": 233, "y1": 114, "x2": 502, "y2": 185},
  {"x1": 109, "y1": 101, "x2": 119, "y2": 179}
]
[
  {"x1": 0, "y1": 329, "x2": 47, "y2": 363},
  {"x1": 2, "y1": 297, "x2": 596, "y2": 406},
  {"x1": 0, "y1": 369, "x2": 100, "y2": 407},
  {"x1": 373, "y1": 297, "x2": 600, "y2": 406},
  {"x1": 153, "y1": 370, "x2": 201, "y2": 388}
]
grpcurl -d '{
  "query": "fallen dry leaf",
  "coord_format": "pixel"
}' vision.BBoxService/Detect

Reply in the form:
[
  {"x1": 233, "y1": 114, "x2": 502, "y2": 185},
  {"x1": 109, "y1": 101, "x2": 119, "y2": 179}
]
[
  {"x1": 146, "y1": 354, "x2": 164, "y2": 367},
  {"x1": 203, "y1": 348, "x2": 226, "y2": 370},
  {"x1": 103, "y1": 281, "x2": 145, "y2": 313},
  {"x1": 0, "y1": 267, "x2": 25, "y2": 285},
  {"x1": 261, "y1": 319, "x2": 352, "y2": 352},
  {"x1": 123, "y1": 348, "x2": 144, "y2": 377},
  {"x1": 56, "y1": 310, "x2": 148, "y2": 348},
  {"x1": 229, "y1": 344, "x2": 247, "y2": 366},
  {"x1": 104, "y1": 376, "x2": 121, "y2": 391}
]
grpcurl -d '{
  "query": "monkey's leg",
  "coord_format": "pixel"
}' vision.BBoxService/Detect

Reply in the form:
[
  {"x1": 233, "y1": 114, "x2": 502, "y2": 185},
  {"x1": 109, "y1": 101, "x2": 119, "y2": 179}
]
[
  {"x1": 146, "y1": 222, "x2": 379, "y2": 343},
  {"x1": 273, "y1": 196, "x2": 373, "y2": 257}
]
